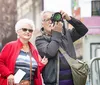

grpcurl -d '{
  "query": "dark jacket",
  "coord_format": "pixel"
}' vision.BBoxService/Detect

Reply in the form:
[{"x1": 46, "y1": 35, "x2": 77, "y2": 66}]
[{"x1": 35, "y1": 17, "x2": 88, "y2": 85}]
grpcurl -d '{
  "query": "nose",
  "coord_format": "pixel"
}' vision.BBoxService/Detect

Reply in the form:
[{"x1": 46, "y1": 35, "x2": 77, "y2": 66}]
[{"x1": 49, "y1": 20, "x2": 52, "y2": 24}]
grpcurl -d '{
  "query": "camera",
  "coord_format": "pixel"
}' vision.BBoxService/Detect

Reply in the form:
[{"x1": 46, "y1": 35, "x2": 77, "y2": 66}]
[{"x1": 51, "y1": 12, "x2": 63, "y2": 23}]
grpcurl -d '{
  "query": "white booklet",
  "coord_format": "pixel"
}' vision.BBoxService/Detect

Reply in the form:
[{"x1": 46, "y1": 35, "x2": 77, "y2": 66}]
[{"x1": 14, "y1": 69, "x2": 26, "y2": 83}]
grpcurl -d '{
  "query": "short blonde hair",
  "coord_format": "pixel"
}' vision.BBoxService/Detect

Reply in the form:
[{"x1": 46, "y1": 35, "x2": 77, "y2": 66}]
[{"x1": 15, "y1": 18, "x2": 35, "y2": 32}]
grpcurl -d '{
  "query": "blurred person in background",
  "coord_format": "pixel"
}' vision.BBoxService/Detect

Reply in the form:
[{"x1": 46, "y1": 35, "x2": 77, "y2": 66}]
[
  {"x1": 35, "y1": 10, "x2": 88, "y2": 85},
  {"x1": 0, "y1": 18, "x2": 48, "y2": 85}
]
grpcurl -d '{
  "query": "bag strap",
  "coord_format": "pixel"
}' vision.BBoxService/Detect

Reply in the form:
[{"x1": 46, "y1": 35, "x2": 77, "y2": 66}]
[
  {"x1": 29, "y1": 52, "x2": 32, "y2": 85},
  {"x1": 56, "y1": 53, "x2": 59, "y2": 85},
  {"x1": 59, "y1": 47, "x2": 77, "y2": 66}
]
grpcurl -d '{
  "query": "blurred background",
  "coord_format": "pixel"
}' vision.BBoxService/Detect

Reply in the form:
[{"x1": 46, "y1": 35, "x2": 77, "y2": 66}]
[{"x1": 0, "y1": 0, "x2": 100, "y2": 85}]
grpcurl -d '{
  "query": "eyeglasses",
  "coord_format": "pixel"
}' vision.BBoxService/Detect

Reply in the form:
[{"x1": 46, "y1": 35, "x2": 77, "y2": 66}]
[
  {"x1": 42, "y1": 18, "x2": 51, "y2": 22},
  {"x1": 21, "y1": 28, "x2": 33, "y2": 33}
]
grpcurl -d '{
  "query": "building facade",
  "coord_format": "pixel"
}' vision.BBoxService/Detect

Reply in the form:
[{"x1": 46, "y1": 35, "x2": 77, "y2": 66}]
[
  {"x1": 0, "y1": 0, "x2": 17, "y2": 51},
  {"x1": 0, "y1": 0, "x2": 43, "y2": 51}
]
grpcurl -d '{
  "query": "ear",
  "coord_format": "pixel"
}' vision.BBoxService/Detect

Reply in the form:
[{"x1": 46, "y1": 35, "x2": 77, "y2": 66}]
[
  {"x1": 16, "y1": 30, "x2": 18, "y2": 34},
  {"x1": 16, "y1": 30, "x2": 20, "y2": 36},
  {"x1": 41, "y1": 27, "x2": 44, "y2": 31},
  {"x1": 15, "y1": 31, "x2": 19, "y2": 38}
]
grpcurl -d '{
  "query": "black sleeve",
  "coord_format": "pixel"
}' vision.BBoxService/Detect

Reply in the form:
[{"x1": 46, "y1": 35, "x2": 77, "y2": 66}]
[
  {"x1": 67, "y1": 17, "x2": 88, "y2": 42},
  {"x1": 35, "y1": 31, "x2": 62, "y2": 59}
]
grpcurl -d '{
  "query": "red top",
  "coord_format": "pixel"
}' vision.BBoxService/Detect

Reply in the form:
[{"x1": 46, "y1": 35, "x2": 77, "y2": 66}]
[{"x1": 0, "y1": 39, "x2": 45, "y2": 85}]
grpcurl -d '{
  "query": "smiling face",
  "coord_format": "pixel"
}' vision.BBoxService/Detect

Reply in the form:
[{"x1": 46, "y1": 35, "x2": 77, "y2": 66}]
[{"x1": 17, "y1": 24, "x2": 33, "y2": 41}]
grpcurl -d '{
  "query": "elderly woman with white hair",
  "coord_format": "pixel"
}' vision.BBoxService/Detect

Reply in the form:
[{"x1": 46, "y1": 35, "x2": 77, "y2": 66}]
[{"x1": 0, "y1": 18, "x2": 48, "y2": 85}]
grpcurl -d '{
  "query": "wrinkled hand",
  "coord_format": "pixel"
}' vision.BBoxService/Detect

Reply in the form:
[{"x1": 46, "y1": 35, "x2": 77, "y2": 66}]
[
  {"x1": 7, "y1": 74, "x2": 14, "y2": 85},
  {"x1": 41, "y1": 56, "x2": 48, "y2": 65},
  {"x1": 51, "y1": 21, "x2": 63, "y2": 33},
  {"x1": 60, "y1": 10, "x2": 71, "y2": 21}
]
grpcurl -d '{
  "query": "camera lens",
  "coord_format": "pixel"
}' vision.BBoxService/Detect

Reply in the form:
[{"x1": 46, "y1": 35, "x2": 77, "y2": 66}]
[{"x1": 51, "y1": 12, "x2": 62, "y2": 22}]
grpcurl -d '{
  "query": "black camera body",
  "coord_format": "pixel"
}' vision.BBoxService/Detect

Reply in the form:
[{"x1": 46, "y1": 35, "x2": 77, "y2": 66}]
[{"x1": 51, "y1": 12, "x2": 63, "y2": 23}]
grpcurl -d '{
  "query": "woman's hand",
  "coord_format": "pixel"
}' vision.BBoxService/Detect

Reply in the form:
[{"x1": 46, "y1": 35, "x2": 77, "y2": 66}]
[
  {"x1": 7, "y1": 74, "x2": 14, "y2": 85},
  {"x1": 41, "y1": 56, "x2": 48, "y2": 65}
]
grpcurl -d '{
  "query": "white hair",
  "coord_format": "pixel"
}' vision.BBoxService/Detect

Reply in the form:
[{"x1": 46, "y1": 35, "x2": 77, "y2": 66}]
[
  {"x1": 15, "y1": 18, "x2": 35, "y2": 32},
  {"x1": 41, "y1": 10, "x2": 54, "y2": 16}
]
